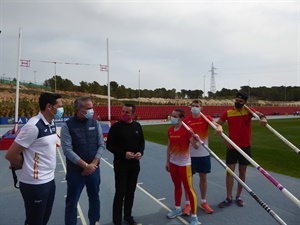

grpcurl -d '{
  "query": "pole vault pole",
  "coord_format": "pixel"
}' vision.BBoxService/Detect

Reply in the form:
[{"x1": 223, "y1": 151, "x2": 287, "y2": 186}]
[
  {"x1": 181, "y1": 121, "x2": 287, "y2": 225},
  {"x1": 198, "y1": 112, "x2": 300, "y2": 208},
  {"x1": 244, "y1": 105, "x2": 300, "y2": 155}
]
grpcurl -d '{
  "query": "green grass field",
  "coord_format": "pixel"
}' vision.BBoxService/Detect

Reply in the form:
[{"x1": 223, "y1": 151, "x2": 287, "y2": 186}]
[{"x1": 142, "y1": 118, "x2": 300, "y2": 178}]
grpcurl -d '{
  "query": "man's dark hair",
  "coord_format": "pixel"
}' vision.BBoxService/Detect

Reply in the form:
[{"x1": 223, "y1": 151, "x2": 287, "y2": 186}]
[
  {"x1": 236, "y1": 91, "x2": 248, "y2": 101},
  {"x1": 124, "y1": 103, "x2": 136, "y2": 114},
  {"x1": 174, "y1": 108, "x2": 185, "y2": 118},
  {"x1": 39, "y1": 92, "x2": 62, "y2": 111}
]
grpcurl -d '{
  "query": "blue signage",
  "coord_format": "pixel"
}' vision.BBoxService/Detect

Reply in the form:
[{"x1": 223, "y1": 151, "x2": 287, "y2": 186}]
[{"x1": 0, "y1": 116, "x2": 72, "y2": 125}]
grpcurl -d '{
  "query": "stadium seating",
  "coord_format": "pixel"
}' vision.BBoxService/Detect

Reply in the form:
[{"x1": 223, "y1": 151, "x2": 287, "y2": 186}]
[{"x1": 93, "y1": 105, "x2": 299, "y2": 121}]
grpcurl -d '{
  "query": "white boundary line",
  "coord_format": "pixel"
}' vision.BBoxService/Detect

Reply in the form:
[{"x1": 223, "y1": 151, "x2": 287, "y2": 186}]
[
  {"x1": 56, "y1": 146, "x2": 88, "y2": 225},
  {"x1": 101, "y1": 158, "x2": 194, "y2": 225}
]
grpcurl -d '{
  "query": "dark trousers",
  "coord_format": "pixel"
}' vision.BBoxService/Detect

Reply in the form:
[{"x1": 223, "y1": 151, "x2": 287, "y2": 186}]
[
  {"x1": 112, "y1": 160, "x2": 140, "y2": 225},
  {"x1": 65, "y1": 168, "x2": 101, "y2": 225},
  {"x1": 20, "y1": 179, "x2": 56, "y2": 225}
]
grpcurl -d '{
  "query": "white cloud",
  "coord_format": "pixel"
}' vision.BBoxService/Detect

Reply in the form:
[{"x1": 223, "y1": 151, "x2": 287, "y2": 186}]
[{"x1": 0, "y1": 0, "x2": 298, "y2": 94}]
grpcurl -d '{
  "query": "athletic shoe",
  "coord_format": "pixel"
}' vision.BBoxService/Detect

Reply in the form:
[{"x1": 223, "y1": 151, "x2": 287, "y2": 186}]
[
  {"x1": 218, "y1": 197, "x2": 233, "y2": 208},
  {"x1": 124, "y1": 216, "x2": 137, "y2": 225},
  {"x1": 167, "y1": 208, "x2": 182, "y2": 219},
  {"x1": 183, "y1": 204, "x2": 191, "y2": 216},
  {"x1": 200, "y1": 202, "x2": 214, "y2": 214},
  {"x1": 235, "y1": 196, "x2": 244, "y2": 207},
  {"x1": 189, "y1": 216, "x2": 199, "y2": 225}
]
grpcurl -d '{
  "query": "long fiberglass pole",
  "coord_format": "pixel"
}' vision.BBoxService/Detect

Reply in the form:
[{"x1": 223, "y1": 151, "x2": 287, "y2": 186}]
[
  {"x1": 181, "y1": 121, "x2": 287, "y2": 225},
  {"x1": 244, "y1": 105, "x2": 300, "y2": 155},
  {"x1": 199, "y1": 112, "x2": 300, "y2": 208}
]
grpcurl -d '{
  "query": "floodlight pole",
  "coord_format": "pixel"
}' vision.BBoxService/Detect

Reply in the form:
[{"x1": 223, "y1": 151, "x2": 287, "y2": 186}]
[
  {"x1": 138, "y1": 70, "x2": 141, "y2": 105},
  {"x1": 54, "y1": 62, "x2": 57, "y2": 92},
  {"x1": 107, "y1": 38, "x2": 111, "y2": 121},
  {"x1": 203, "y1": 75, "x2": 206, "y2": 98},
  {"x1": 34, "y1": 70, "x2": 37, "y2": 84},
  {"x1": 248, "y1": 80, "x2": 251, "y2": 101},
  {"x1": 284, "y1": 83, "x2": 287, "y2": 102},
  {"x1": 14, "y1": 28, "x2": 22, "y2": 133}
]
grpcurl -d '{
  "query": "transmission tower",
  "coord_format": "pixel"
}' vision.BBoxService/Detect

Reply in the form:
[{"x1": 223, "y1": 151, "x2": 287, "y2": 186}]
[{"x1": 209, "y1": 62, "x2": 217, "y2": 93}]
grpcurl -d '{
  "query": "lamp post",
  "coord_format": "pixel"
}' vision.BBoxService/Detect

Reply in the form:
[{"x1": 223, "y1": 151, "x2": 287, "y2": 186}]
[
  {"x1": 284, "y1": 83, "x2": 287, "y2": 102},
  {"x1": 248, "y1": 80, "x2": 250, "y2": 101},
  {"x1": 54, "y1": 62, "x2": 57, "y2": 92},
  {"x1": 138, "y1": 70, "x2": 141, "y2": 105},
  {"x1": 34, "y1": 70, "x2": 37, "y2": 84},
  {"x1": 203, "y1": 75, "x2": 206, "y2": 98}
]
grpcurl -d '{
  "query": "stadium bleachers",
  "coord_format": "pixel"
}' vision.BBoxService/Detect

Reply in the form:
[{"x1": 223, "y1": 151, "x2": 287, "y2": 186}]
[
  {"x1": 254, "y1": 106, "x2": 298, "y2": 115},
  {"x1": 94, "y1": 105, "x2": 300, "y2": 121}
]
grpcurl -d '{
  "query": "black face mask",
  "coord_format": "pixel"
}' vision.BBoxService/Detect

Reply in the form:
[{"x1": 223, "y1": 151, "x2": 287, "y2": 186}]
[{"x1": 234, "y1": 102, "x2": 244, "y2": 109}]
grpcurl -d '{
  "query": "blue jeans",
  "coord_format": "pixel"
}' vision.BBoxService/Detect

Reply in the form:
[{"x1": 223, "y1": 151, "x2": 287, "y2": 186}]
[{"x1": 65, "y1": 167, "x2": 101, "y2": 225}]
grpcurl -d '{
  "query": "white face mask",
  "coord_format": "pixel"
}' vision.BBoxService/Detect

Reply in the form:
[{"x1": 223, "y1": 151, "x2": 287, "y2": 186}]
[{"x1": 191, "y1": 107, "x2": 201, "y2": 115}]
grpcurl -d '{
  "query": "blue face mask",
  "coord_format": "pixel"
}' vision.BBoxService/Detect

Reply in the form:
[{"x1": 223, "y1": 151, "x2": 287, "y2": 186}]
[
  {"x1": 191, "y1": 107, "x2": 201, "y2": 115},
  {"x1": 84, "y1": 109, "x2": 94, "y2": 119},
  {"x1": 170, "y1": 117, "x2": 179, "y2": 125},
  {"x1": 54, "y1": 107, "x2": 64, "y2": 119}
]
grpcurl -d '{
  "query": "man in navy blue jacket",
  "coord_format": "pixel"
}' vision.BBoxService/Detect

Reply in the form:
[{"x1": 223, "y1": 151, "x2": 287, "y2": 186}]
[{"x1": 61, "y1": 96, "x2": 105, "y2": 225}]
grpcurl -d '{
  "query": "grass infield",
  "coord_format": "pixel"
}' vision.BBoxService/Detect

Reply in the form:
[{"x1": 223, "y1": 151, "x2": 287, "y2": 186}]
[{"x1": 142, "y1": 118, "x2": 300, "y2": 178}]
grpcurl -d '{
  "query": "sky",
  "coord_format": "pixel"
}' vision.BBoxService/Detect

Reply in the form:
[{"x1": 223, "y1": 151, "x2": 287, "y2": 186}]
[{"x1": 0, "y1": 0, "x2": 299, "y2": 95}]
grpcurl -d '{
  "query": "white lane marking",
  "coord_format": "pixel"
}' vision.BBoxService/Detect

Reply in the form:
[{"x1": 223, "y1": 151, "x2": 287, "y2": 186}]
[
  {"x1": 57, "y1": 147, "x2": 88, "y2": 225},
  {"x1": 101, "y1": 158, "x2": 195, "y2": 225}
]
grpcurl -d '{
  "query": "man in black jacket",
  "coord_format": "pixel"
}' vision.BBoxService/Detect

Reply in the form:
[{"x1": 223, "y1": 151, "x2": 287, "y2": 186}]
[{"x1": 106, "y1": 103, "x2": 145, "y2": 225}]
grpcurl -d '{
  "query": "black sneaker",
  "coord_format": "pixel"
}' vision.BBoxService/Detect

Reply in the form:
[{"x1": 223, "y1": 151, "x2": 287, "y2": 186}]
[
  {"x1": 124, "y1": 217, "x2": 137, "y2": 225},
  {"x1": 218, "y1": 197, "x2": 233, "y2": 208}
]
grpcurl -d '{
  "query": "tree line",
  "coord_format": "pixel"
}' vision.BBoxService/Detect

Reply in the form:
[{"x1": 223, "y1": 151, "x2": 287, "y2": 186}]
[{"x1": 44, "y1": 75, "x2": 300, "y2": 101}]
